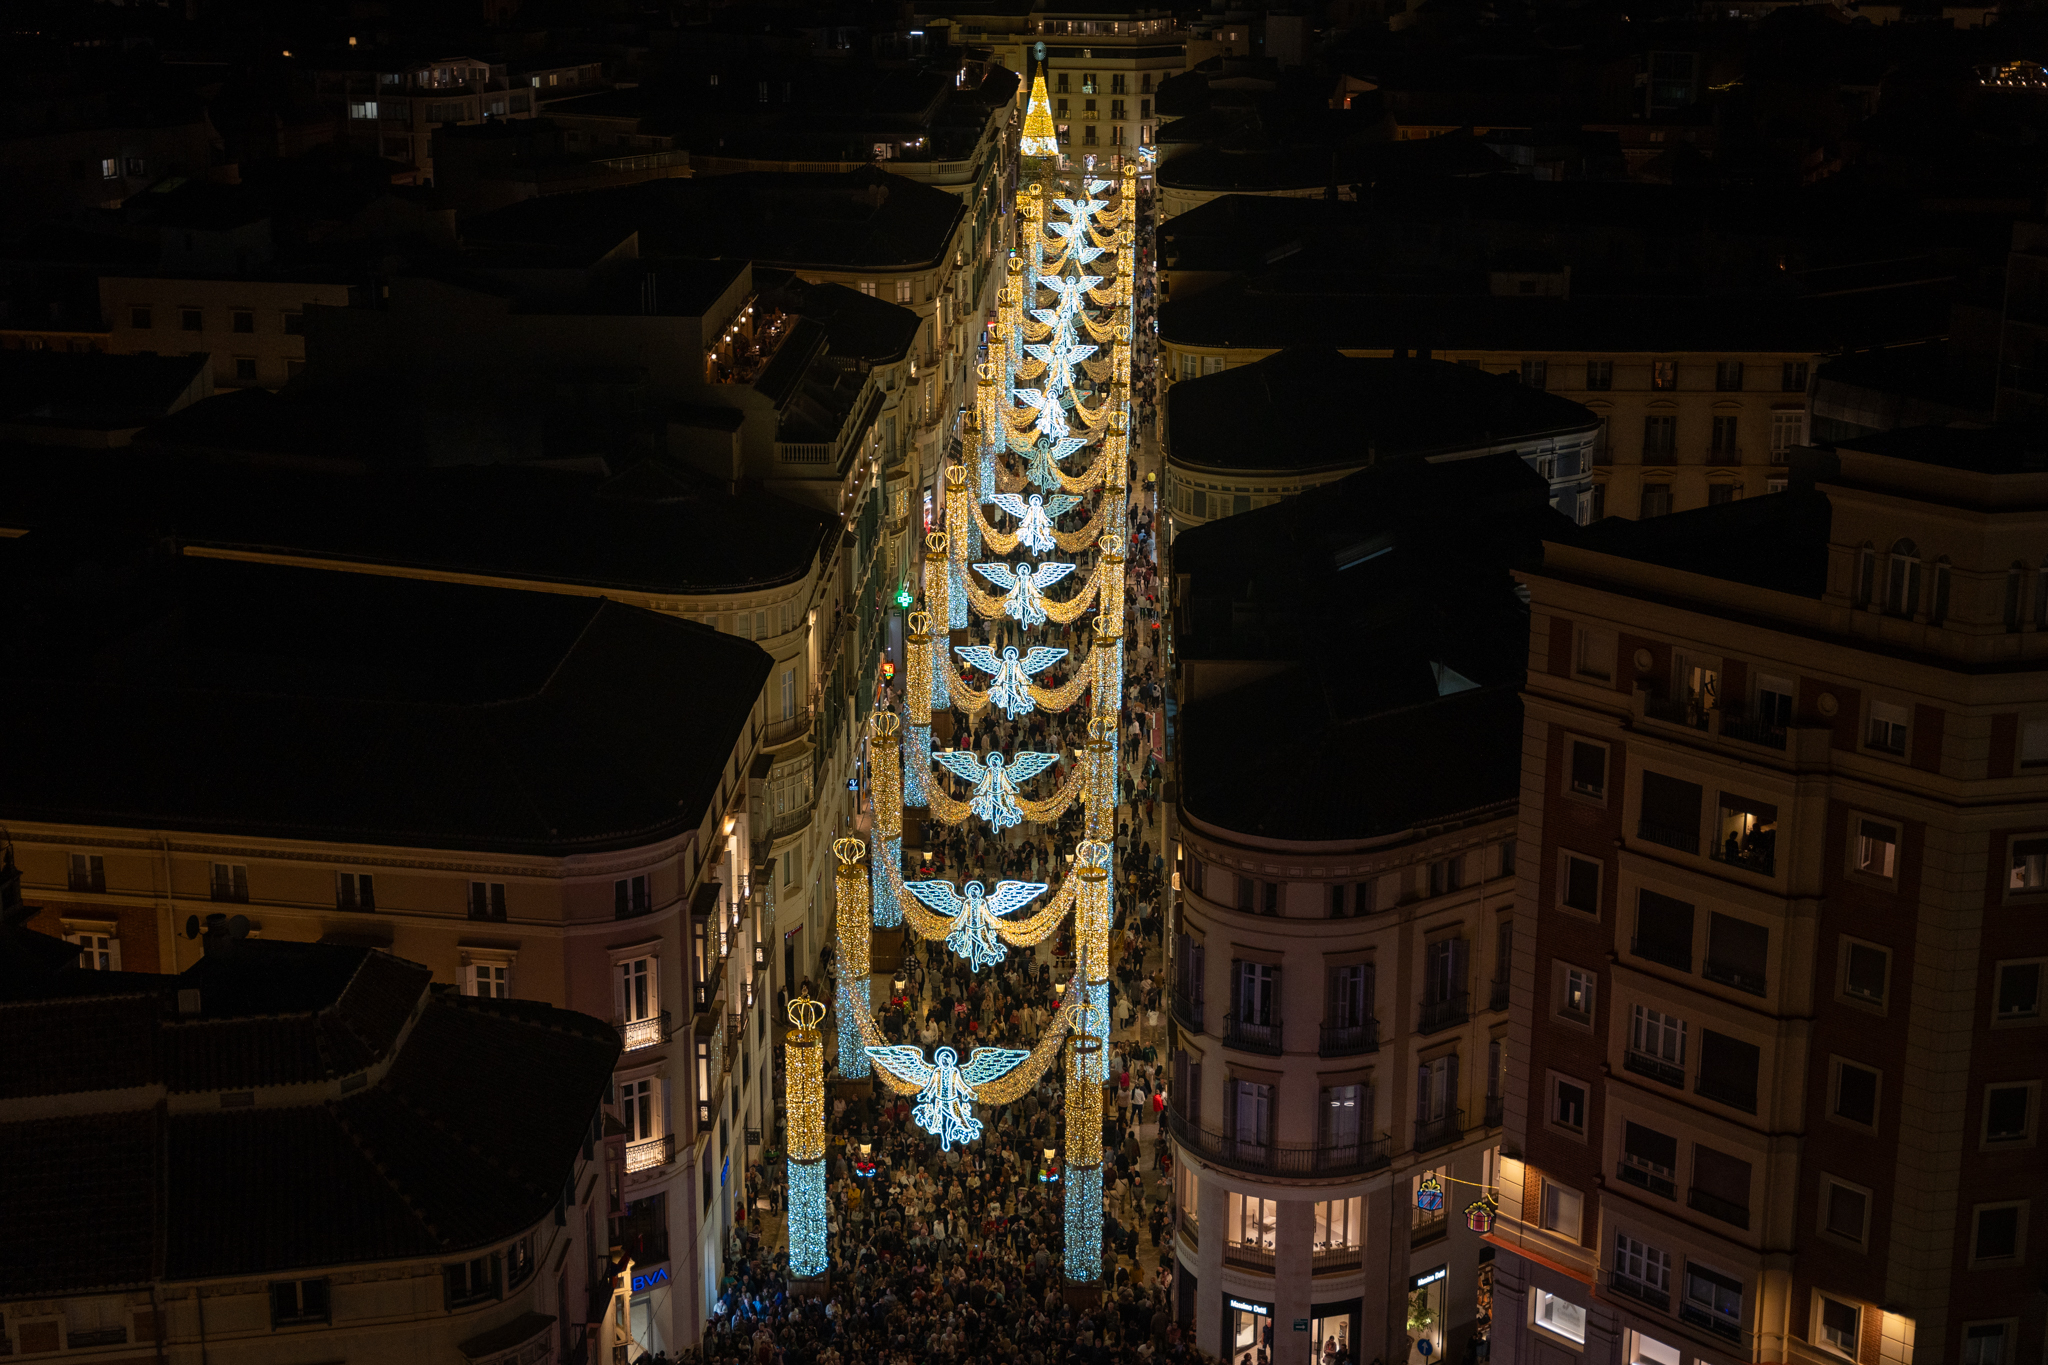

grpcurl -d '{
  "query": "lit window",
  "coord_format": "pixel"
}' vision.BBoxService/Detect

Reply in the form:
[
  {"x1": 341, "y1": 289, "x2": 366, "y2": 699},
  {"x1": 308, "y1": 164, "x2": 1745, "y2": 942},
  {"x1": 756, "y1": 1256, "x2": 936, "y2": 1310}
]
[
  {"x1": 1534, "y1": 1290, "x2": 1586, "y2": 1344},
  {"x1": 1818, "y1": 1296, "x2": 1860, "y2": 1355},
  {"x1": 1856, "y1": 819, "x2": 1898, "y2": 878},
  {"x1": 1541, "y1": 1181, "x2": 1582, "y2": 1239}
]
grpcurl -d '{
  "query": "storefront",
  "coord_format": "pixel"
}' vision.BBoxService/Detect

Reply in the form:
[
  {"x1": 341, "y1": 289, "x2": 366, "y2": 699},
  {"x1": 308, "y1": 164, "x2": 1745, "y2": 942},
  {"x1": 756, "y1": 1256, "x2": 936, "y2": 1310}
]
[
  {"x1": 1309, "y1": 1297, "x2": 1359, "y2": 1365},
  {"x1": 628, "y1": 1260, "x2": 672, "y2": 1361},
  {"x1": 1225, "y1": 1295, "x2": 1274, "y2": 1365},
  {"x1": 1407, "y1": 1265, "x2": 1447, "y2": 1365}
]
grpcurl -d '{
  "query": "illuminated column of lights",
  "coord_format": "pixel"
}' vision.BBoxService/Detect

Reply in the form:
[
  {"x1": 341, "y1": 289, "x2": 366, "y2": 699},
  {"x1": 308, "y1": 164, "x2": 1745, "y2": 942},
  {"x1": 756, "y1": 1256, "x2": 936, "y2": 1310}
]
[
  {"x1": 1093, "y1": 616, "x2": 1124, "y2": 731},
  {"x1": 922, "y1": 533, "x2": 952, "y2": 697},
  {"x1": 785, "y1": 996, "x2": 830, "y2": 1279},
  {"x1": 1063, "y1": 1022, "x2": 1104, "y2": 1285},
  {"x1": 944, "y1": 467, "x2": 973, "y2": 629},
  {"x1": 903, "y1": 609, "x2": 932, "y2": 808},
  {"x1": 834, "y1": 837, "x2": 871, "y2": 1078},
  {"x1": 868, "y1": 711, "x2": 902, "y2": 928},
  {"x1": 977, "y1": 363, "x2": 1001, "y2": 505}
]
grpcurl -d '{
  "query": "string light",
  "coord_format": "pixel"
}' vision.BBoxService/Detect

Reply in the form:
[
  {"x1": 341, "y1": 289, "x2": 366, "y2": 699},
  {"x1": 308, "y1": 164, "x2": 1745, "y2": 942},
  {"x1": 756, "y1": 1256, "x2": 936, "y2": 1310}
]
[
  {"x1": 835, "y1": 839, "x2": 870, "y2": 1078},
  {"x1": 786, "y1": 996, "x2": 829, "y2": 1278}
]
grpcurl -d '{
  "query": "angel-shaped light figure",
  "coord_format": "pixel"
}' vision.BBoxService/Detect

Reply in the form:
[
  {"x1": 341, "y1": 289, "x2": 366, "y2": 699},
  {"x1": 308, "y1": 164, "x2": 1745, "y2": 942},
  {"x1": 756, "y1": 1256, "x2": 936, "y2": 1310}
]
[
  {"x1": 1043, "y1": 274, "x2": 1103, "y2": 316},
  {"x1": 956, "y1": 642, "x2": 1068, "y2": 719},
  {"x1": 990, "y1": 492, "x2": 1082, "y2": 556},
  {"x1": 865, "y1": 1043, "x2": 1032, "y2": 1149},
  {"x1": 931, "y1": 747, "x2": 1061, "y2": 829},
  {"x1": 972, "y1": 560, "x2": 1076, "y2": 628},
  {"x1": 901, "y1": 877, "x2": 1049, "y2": 969},
  {"x1": 1023, "y1": 339, "x2": 1098, "y2": 394},
  {"x1": 1011, "y1": 388, "x2": 1070, "y2": 441}
]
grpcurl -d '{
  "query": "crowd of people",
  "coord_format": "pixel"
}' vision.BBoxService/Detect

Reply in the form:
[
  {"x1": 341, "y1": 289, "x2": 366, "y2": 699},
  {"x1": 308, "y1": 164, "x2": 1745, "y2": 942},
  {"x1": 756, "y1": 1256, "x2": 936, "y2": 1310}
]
[{"x1": 668, "y1": 177, "x2": 1200, "y2": 1365}]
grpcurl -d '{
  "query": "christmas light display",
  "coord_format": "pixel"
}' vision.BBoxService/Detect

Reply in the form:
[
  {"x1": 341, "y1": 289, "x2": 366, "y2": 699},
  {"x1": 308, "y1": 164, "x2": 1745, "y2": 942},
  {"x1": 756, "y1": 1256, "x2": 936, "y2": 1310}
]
[
  {"x1": 786, "y1": 995, "x2": 829, "y2": 1279},
  {"x1": 864, "y1": 1044, "x2": 1033, "y2": 1149},
  {"x1": 929, "y1": 747, "x2": 1062, "y2": 830},
  {"x1": 868, "y1": 712, "x2": 903, "y2": 928},
  {"x1": 899, "y1": 877, "x2": 1049, "y2": 969},
  {"x1": 834, "y1": 838, "x2": 871, "y2": 1079},
  {"x1": 1020, "y1": 73, "x2": 1058, "y2": 158},
  {"x1": 990, "y1": 492, "x2": 1083, "y2": 555},
  {"x1": 955, "y1": 643, "x2": 1067, "y2": 718}
]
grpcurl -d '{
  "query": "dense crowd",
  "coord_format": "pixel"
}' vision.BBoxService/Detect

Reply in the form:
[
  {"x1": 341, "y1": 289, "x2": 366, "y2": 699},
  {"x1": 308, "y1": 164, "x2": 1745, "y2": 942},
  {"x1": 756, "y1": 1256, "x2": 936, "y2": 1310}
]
[{"x1": 671, "y1": 180, "x2": 1186, "y2": 1365}]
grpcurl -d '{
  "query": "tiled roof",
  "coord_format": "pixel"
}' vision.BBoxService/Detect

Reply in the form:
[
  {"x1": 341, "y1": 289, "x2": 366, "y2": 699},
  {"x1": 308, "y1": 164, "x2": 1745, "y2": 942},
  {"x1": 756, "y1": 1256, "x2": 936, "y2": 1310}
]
[{"x1": 0, "y1": 1110, "x2": 162, "y2": 1297}]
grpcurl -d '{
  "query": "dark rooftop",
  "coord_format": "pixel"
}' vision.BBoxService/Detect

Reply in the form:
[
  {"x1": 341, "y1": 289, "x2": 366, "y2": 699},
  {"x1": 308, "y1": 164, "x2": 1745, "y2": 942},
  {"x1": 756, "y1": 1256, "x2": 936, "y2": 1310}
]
[
  {"x1": 0, "y1": 535, "x2": 772, "y2": 853},
  {"x1": 1831, "y1": 424, "x2": 2048, "y2": 475},
  {"x1": 0, "y1": 351, "x2": 209, "y2": 436},
  {"x1": 1574, "y1": 489, "x2": 1834, "y2": 598},
  {"x1": 0, "y1": 934, "x2": 617, "y2": 1293},
  {"x1": 755, "y1": 268, "x2": 922, "y2": 365},
  {"x1": 1167, "y1": 348, "x2": 1598, "y2": 473},
  {"x1": 1173, "y1": 454, "x2": 1572, "y2": 840},
  {"x1": 466, "y1": 166, "x2": 965, "y2": 272}
]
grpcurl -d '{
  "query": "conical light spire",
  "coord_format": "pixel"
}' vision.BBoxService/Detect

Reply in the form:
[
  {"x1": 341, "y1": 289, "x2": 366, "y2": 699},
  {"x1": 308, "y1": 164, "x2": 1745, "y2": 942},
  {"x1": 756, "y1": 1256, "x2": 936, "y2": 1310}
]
[{"x1": 1021, "y1": 71, "x2": 1059, "y2": 157}]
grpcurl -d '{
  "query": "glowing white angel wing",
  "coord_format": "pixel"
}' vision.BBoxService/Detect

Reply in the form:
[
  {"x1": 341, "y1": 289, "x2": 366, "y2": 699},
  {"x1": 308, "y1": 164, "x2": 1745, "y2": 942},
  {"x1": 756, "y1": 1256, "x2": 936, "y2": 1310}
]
[
  {"x1": 1028, "y1": 562, "x2": 1077, "y2": 588},
  {"x1": 1013, "y1": 388, "x2": 1047, "y2": 408},
  {"x1": 972, "y1": 561, "x2": 1017, "y2": 590},
  {"x1": 931, "y1": 749, "x2": 988, "y2": 783},
  {"x1": 985, "y1": 880, "x2": 1050, "y2": 917},
  {"x1": 1003, "y1": 751, "x2": 1061, "y2": 783},
  {"x1": 989, "y1": 493, "x2": 1030, "y2": 520},
  {"x1": 1070, "y1": 245, "x2": 1105, "y2": 264},
  {"x1": 1046, "y1": 220, "x2": 1084, "y2": 240},
  {"x1": 1056, "y1": 198, "x2": 1109, "y2": 217},
  {"x1": 1023, "y1": 344, "x2": 1062, "y2": 364},
  {"x1": 958, "y1": 1047, "x2": 1033, "y2": 1087},
  {"x1": 1086, "y1": 178, "x2": 1113, "y2": 194},
  {"x1": 902, "y1": 880, "x2": 967, "y2": 917},
  {"x1": 1020, "y1": 647, "x2": 1068, "y2": 674},
  {"x1": 1029, "y1": 309, "x2": 1062, "y2": 327},
  {"x1": 955, "y1": 645, "x2": 1003, "y2": 677},
  {"x1": 1043, "y1": 495, "x2": 1083, "y2": 519},
  {"x1": 1049, "y1": 437, "x2": 1089, "y2": 462},
  {"x1": 866, "y1": 1045, "x2": 938, "y2": 1088}
]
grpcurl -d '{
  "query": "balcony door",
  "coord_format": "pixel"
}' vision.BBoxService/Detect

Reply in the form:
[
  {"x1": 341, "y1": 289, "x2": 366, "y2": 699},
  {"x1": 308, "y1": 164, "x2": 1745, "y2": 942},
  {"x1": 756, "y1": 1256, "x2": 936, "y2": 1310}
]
[{"x1": 1233, "y1": 1078, "x2": 1272, "y2": 1161}]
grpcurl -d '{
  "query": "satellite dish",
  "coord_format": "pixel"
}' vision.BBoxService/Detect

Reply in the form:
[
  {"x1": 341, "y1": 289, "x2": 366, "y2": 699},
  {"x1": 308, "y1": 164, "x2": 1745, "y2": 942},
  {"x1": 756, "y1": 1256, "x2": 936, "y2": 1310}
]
[{"x1": 185, "y1": 915, "x2": 201, "y2": 940}]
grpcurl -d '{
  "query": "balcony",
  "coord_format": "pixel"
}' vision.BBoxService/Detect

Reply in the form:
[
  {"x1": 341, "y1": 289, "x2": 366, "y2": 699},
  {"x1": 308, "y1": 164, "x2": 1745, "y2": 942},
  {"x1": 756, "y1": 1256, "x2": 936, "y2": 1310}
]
[
  {"x1": 693, "y1": 953, "x2": 725, "y2": 1014},
  {"x1": 1171, "y1": 986, "x2": 1204, "y2": 1032},
  {"x1": 1715, "y1": 712, "x2": 1786, "y2": 750},
  {"x1": 1166, "y1": 1108, "x2": 1390, "y2": 1178},
  {"x1": 1693, "y1": 1074, "x2": 1758, "y2": 1114},
  {"x1": 621, "y1": 1011, "x2": 670, "y2": 1052},
  {"x1": 1222, "y1": 1241, "x2": 1275, "y2": 1272},
  {"x1": 1221, "y1": 1013, "x2": 1282, "y2": 1055},
  {"x1": 1708, "y1": 842, "x2": 1775, "y2": 877},
  {"x1": 1488, "y1": 977, "x2": 1510, "y2": 1013},
  {"x1": 1641, "y1": 692, "x2": 1702, "y2": 728},
  {"x1": 1418, "y1": 992, "x2": 1469, "y2": 1036},
  {"x1": 1414, "y1": 1109, "x2": 1463, "y2": 1153},
  {"x1": 1311, "y1": 1246, "x2": 1364, "y2": 1274},
  {"x1": 1622, "y1": 1050, "x2": 1686, "y2": 1088},
  {"x1": 1484, "y1": 1096, "x2": 1504, "y2": 1128},
  {"x1": 1617, "y1": 1160, "x2": 1676, "y2": 1200},
  {"x1": 1318, "y1": 1019, "x2": 1379, "y2": 1057},
  {"x1": 1637, "y1": 818, "x2": 1701, "y2": 855},
  {"x1": 1701, "y1": 959, "x2": 1767, "y2": 996},
  {"x1": 1629, "y1": 937, "x2": 1692, "y2": 973},
  {"x1": 626, "y1": 1133, "x2": 675, "y2": 1173},
  {"x1": 1686, "y1": 1186, "x2": 1751, "y2": 1230},
  {"x1": 1679, "y1": 1304, "x2": 1744, "y2": 1345},
  {"x1": 1610, "y1": 1276, "x2": 1670, "y2": 1311}
]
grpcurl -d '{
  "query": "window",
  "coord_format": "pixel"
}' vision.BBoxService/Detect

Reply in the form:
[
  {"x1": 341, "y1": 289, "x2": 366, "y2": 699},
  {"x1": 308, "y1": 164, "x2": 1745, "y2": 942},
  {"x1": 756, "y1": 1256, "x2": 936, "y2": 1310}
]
[
  {"x1": 1424, "y1": 937, "x2": 1468, "y2": 1020},
  {"x1": 1832, "y1": 1059, "x2": 1879, "y2": 1127},
  {"x1": 234, "y1": 357, "x2": 257, "y2": 382},
  {"x1": 1771, "y1": 410, "x2": 1806, "y2": 455},
  {"x1": 1972, "y1": 1204, "x2": 2025, "y2": 1262},
  {"x1": 66, "y1": 930, "x2": 118, "y2": 971},
  {"x1": 1705, "y1": 416, "x2": 1738, "y2": 460},
  {"x1": 1638, "y1": 771, "x2": 1702, "y2": 853},
  {"x1": 1640, "y1": 483, "x2": 1672, "y2": 518},
  {"x1": 468, "y1": 881, "x2": 507, "y2": 920},
  {"x1": 1418, "y1": 1054, "x2": 1456, "y2": 1126},
  {"x1": 1521, "y1": 359, "x2": 1548, "y2": 389},
  {"x1": 1855, "y1": 819, "x2": 1898, "y2": 878},
  {"x1": 2009, "y1": 837, "x2": 2048, "y2": 893},
  {"x1": 1842, "y1": 939, "x2": 1888, "y2": 1004},
  {"x1": 102, "y1": 157, "x2": 122, "y2": 177},
  {"x1": 231, "y1": 310, "x2": 254, "y2": 334},
  {"x1": 181, "y1": 309, "x2": 202, "y2": 331},
  {"x1": 348, "y1": 100, "x2": 379, "y2": 119},
  {"x1": 129, "y1": 306, "x2": 152, "y2": 330},
  {"x1": 1683, "y1": 1265, "x2": 1744, "y2": 1339},
  {"x1": 1562, "y1": 854, "x2": 1601, "y2": 914},
  {"x1": 1782, "y1": 361, "x2": 1809, "y2": 391},
  {"x1": 622, "y1": 1074, "x2": 659, "y2": 1141},
  {"x1": 1818, "y1": 1296, "x2": 1860, "y2": 1355},
  {"x1": 1620, "y1": 1122, "x2": 1677, "y2": 1199},
  {"x1": 467, "y1": 962, "x2": 510, "y2": 998},
  {"x1": 858, "y1": 282, "x2": 876, "y2": 297},
  {"x1": 68, "y1": 853, "x2": 105, "y2": 892},
  {"x1": 1574, "y1": 625, "x2": 1614, "y2": 680},
  {"x1": 1500, "y1": 839, "x2": 1517, "y2": 877},
  {"x1": 1643, "y1": 414, "x2": 1676, "y2": 456},
  {"x1": 1651, "y1": 360, "x2": 1679, "y2": 391},
  {"x1": 1313, "y1": 1195, "x2": 1364, "y2": 1252},
  {"x1": 1632, "y1": 890, "x2": 1694, "y2": 971},
  {"x1": 1427, "y1": 856, "x2": 1462, "y2": 897},
  {"x1": 283, "y1": 312, "x2": 305, "y2": 336},
  {"x1": 444, "y1": 1254, "x2": 500, "y2": 1307},
  {"x1": 336, "y1": 871, "x2": 375, "y2": 911},
  {"x1": 1585, "y1": 359, "x2": 1613, "y2": 390},
  {"x1": 620, "y1": 956, "x2": 656, "y2": 1023},
  {"x1": 1704, "y1": 913, "x2": 1768, "y2": 996},
  {"x1": 1962, "y1": 1324, "x2": 2011, "y2": 1365},
  {"x1": 2023, "y1": 722, "x2": 2048, "y2": 768},
  {"x1": 1629, "y1": 1332, "x2": 1681, "y2": 1365},
  {"x1": 1628, "y1": 1004, "x2": 1687, "y2": 1084},
  {"x1": 1319, "y1": 1083, "x2": 1365, "y2": 1156},
  {"x1": 1226, "y1": 1192, "x2": 1278, "y2": 1253},
  {"x1": 270, "y1": 1278, "x2": 330, "y2": 1326},
  {"x1": 615, "y1": 875, "x2": 651, "y2": 917},
  {"x1": 210, "y1": 862, "x2": 249, "y2": 902},
  {"x1": 894, "y1": 279, "x2": 912, "y2": 304},
  {"x1": 1411, "y1": 1164, "x2": 1450, "y2": 1231},
  {"x1": 1542, "y1": 1181, "x2": 1583, "y2": 1239},
  {"x1": 1568, "y1": 739, "x2": 1606, "y2": 798},
  {"x1": 1689, "y1": 1145, "x2": 1752, "y2": 1228},
  {"x1": 1233, "y1": 1077, "x2": 1273, "y2": 1149},
  {"x1": 1713, "y1": 793, "x2": 1777, "y2": 874},
  {"x1": 1708, "y1": 482, "x2": 1739, "y2": 505},
  {"x1": 1867, "y1": 701, "x2": 1910, "y2": 755},
  {"x1": 1561, "y1": 966, "x2": 1595, "y2": 1021},
  {"x1": 1821, "y1": 1177, "x2": 1870, "y2": 1246},
  {"x1": 1985, "y1": 1084, "x2": 2034, "y2": 1143},
  {"x1": 1885, "y1": 540, "x2": 1922, "y2": 616},
  {"x1": 1534, "y1": 1291, "x2": 1587, "y2": 1344},
  {"x1": 1695, "y1": 1031, "x2": 1760, "y2": 1112},
  {"x1": 1715, "y1": 361, "x2": 1744, "y2": 391},
  {"x1": 1328, "y1": 963, "x2": 1372, "y2": 1030},
  {"x1": 1996, "y1": 961, "x2": 2041, "y2": 1020},
  {"x1": 1856, "y1": 543, "x2": 1877, "y2": 608},
  {"x1": 1614, "y1": 1233, "x2": 1672, "y2": 1306}
]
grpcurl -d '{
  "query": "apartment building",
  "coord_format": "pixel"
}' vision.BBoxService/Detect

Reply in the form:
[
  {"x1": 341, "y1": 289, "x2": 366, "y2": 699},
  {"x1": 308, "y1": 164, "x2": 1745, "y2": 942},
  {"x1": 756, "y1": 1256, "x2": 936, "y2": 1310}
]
[
  {"x1": 313, "y1": 53, "x2": 543, "y2": 184},
  {"x1": 920, "y1": 1, "x2": 1185, "y2": 168},
  {"x1": 1492, "y1": 429, "x2": 2048, "y2": 1365},
  {"x1": 1167, "y1": 453, "x2": 1579, "y2": 1364},
  {"x1": 1162, "y1": 347, "x2": 1602, "y2": 538},
  {"x1": 0, "y1": 907, "x2": 620, "y2": 1365},
  {"x1": 0, "y1": 538, "x2": 778, "y2": 1355},
  {"x1": 100, "y1": 273, "x2": 352, "y2": 391}
]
